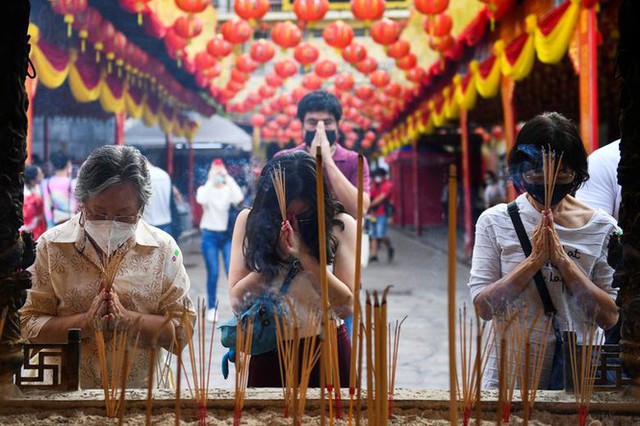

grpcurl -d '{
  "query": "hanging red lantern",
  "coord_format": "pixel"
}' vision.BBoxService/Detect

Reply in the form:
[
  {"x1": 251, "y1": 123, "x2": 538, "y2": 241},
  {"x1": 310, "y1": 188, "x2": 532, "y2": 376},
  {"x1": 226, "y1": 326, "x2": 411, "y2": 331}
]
[
  {"x1": 90, "y1": 19, "x2": 116, "y2": 62},
  {"x1": 235, "y1": 53, "x2": 258, "y2": 73},
  {"x1": 396, "y1": 53, "x2": 417, "y2": 70},
  {"x1": 234, "y1": 0, "x2": 270, "y2": 22},
  {"x1": 173, "y1": 15, "x2": 203, "y2": 39},
  {"x1": 334, "y1": 72, "x2": 355, "y2": 91},
  {"x1": 251, "y1": 113, "x2": 267, "y2": 127},
  {"x1": 221, "y1": 18, "x2": 253, "y2": 44},
  {"x1": 118, "y1": 0, "x2": 150, "y2": 25},
  {"x1": 292, "y1": 87, "x2": 309, "y2": 102},
  {"x1": 259, "y1": 85, "x2": 276, "y2": 99},
  {"x1": 195, "y1": 51, "x2": 217, "y2": 69},
  {"x1": 207, "y1": 34, "x2": 232, "y2": 58},
  {"x1": 314, "y1": 59, "x2": 337, "y2": 79},
  {"x1": 424, "y1": 13, "x2": 452, "y2": 37},
  {"x1": 265, "y1": 71, "x2": 284, "y2": 87},
  {"x1": 302, "y1": 73, "x2": 323, "y2": 90},
  {"x1": 276, "y1": 114, "x2": 290, "y2": 127},
  {"x1": 355, "y1": 85, "x2": 374, "y2": 100},
  {"x1": 51, "y1": 0, "x2": 88, "y2": 37},
  {"x1": 414, "y1": 0, "x2": 448, "y2": 16},
  {"x1": 356, "y1": 57, "x2": 378, "y2": 74},
  {"x1": 227, "y1": 80, "x2": 245, "y2": 92},
  {"x1": 72, "y1": 6, "x2": 102, "y2": 52},
  {"x1": 370, "y1": 18, "x2": 400, "y2": 46},
  {"x1": 164, "y1": 28, "x2": 188, "y2": 58},
  {"x1": 274, "y1": 59, "x2": 299, "y2": 79},
  {"x1": 246, "y1": 92, "x2": 262, "y2": 106},
  {"x1": 271, "y1": 21, "x2": 302, "y2": 49},
  {"x1": 175, "y1": 0, "x2": 209, "y2": 14},
  {"x1": 142, "y1": 11, "x2": 166, "y2": 38},
  {"x1": 384, "y1": 82, "x2": 402, "y2": 97},
  {"x1": 278, "y1": 93, "x2": 293, "y2": 108},
  {"x1": 323, "y1": 20, "x2": 354, "y2": 50},
  {"x1": 406, "y1": 66, "x2": 425, "y2": 83},
  {"x1": 480, "y1": 0, "x2": 516, "y2": 24},
  {"x1": 342, "y1": 43, "x2": 367, "y2": 64},
  {"x1": 294, "y1": 42, "x2": 319, "y2": 66},
  {"x1": 369, "y1": 69, "x2": 390, "y2": 88},
  {"x1": 289, "y1": 120, "x2": 302, "y2": 131},
  {"x1": 351, "y1": 0, "x2": 385, "y2": 22},
  {"x1": 231, "y1": 68, "x2": 250, "y2": 83},
  {"x1": 386, "y1": 39, "x2": 410, "y2": 59},
  {"x1": 429, "y1": 34, "x2": 454, "y2": 52},
  {"x1": 285, "y1": 104, "x2": 298, "y2": 118},
  {"x1": 293, "y1": 0, "x2": 329, "y2": 23},
  {"x1": 250, "y1": 39, "x2": 276, "y2": 64},
  {"x1": 260, "y1": 103, "x2": 273, "y2": 115}
]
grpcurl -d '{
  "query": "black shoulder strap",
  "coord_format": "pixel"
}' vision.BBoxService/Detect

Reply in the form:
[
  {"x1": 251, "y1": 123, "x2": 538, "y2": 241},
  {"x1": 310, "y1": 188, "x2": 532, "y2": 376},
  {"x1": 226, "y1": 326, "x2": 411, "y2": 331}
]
[
  {"x1": 507, "y1": 201, "x2": 556, "y2": 315},
  {"x1": 280, "y1": 258, "x2": 301, "y2": 295}
]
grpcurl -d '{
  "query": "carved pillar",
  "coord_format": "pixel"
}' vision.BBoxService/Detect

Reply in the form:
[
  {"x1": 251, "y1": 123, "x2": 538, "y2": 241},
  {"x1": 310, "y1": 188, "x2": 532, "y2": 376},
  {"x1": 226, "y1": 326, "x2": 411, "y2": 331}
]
[
  {"x1": 0, "y1": 0, "x2": 34, "y2": 386},
  {"x1": 617, "y1": 0, "x2": 640, "y2": 389}
]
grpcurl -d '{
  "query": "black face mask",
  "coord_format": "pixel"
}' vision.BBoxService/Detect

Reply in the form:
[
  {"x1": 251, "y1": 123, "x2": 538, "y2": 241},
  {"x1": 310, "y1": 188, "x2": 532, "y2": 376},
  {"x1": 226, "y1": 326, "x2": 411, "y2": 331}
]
[
  {"x1": 304, "y1": 130, "x2": 337, "y2": 147},
  {"x1": 523, "y1": 182, "x2": 574, "y2": 207}
]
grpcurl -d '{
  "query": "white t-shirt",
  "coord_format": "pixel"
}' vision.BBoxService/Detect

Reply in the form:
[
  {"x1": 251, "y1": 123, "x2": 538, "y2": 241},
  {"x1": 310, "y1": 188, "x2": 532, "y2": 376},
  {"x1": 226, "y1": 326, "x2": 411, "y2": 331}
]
[
  {"x1": 468, "y1": 194, "x2": 618, "y2": 389},
  {"x1": 575, "y1": 140, "x2": 621, "y2": 221},
  {"x1": 142, "y1": 164, "x2": 172, "y2": 226},
  {"x1": 196, "y1": 175, "x2": 244, "y2": 232}
]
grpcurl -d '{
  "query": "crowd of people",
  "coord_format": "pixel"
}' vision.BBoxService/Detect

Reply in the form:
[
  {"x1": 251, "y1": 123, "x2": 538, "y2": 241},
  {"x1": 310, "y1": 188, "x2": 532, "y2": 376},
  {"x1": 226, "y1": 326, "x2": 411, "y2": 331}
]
[{"x1": 18, "y1": 89, "x2": 624, "y2": 391}]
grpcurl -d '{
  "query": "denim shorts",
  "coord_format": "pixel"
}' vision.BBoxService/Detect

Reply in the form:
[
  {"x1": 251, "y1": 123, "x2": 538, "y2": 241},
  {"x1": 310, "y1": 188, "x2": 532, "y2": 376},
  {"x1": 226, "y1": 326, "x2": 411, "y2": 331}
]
[{"x1": 369, "y1": 214, "x2": 388, "y2": 239}]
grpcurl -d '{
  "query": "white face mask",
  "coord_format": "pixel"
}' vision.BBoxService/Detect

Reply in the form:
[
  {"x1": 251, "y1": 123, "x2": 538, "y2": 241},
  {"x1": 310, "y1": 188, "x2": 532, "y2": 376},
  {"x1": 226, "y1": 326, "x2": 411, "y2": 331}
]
[{"x1": 85, "y1": 220, "x2": 137, "y2": 255}]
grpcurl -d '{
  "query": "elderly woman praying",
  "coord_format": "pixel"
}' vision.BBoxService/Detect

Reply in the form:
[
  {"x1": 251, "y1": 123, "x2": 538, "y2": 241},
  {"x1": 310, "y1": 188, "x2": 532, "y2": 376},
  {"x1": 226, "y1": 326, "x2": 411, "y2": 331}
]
[{"x1": 20, "y1": 145, "x2": 195, "y2": 388}]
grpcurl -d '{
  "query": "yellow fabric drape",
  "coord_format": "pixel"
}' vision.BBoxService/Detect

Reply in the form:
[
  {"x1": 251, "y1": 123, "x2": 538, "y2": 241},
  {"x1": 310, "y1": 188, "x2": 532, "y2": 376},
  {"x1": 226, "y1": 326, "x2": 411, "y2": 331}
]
[
  {"x1": 99, "y1": 77, "x2": 126, "y2": 114},
  {"x1": 125, "y1": 90, "x2": 145, "y2": 118},
  {"x1": 69, "y1": 62, "x2": 102, "y2": 103},
  {"x1": 471, "y1": 58, "x2": 501, "y2": 98},
  {"x1": 142, "y1": 100, "x2": 159, "y2": 127},
  {"x1": 534, "y1": 0, "x2": 581, "y2": 64},
  {"x1": 454, "y1": 74, "x2": 478, "y2": 111},
  {"x1": 29, "y1": 24, "x2": 70, "y2": 89}
]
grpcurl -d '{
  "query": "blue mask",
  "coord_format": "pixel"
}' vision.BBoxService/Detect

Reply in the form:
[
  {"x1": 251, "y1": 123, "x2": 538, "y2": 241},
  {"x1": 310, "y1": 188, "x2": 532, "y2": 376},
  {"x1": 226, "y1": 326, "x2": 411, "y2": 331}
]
[{"x1": 304, "y1": 130, "x2": 337, "y2": 147}]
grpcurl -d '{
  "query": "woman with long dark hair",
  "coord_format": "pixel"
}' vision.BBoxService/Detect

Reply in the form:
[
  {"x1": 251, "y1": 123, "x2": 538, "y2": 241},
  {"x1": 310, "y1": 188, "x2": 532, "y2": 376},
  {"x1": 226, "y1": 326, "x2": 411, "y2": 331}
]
[{"x1": 228, "y1": 150, "x2": 356, "y2": 387}]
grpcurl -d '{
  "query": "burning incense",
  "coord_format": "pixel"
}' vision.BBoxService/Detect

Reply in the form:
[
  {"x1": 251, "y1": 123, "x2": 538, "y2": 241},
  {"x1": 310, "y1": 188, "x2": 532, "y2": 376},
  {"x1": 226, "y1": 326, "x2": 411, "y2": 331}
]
[
  {"x1": 447, "y1": 164, "x2": 458, "y2": 425},
  {"x1": 541, "y1": 147, "x2": 564, "y2": 210},
  {"x1": 271, "y1": 163, "x2": 287, "y2": 222}
]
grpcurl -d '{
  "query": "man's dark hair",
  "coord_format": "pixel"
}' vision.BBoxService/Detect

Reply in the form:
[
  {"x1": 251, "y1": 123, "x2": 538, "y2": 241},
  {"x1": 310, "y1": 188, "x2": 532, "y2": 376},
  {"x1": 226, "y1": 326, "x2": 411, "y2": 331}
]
[
  {"x1": 50, "y1": 151, "x2": 70, "y2": 171},
  {"x1": 296, "y1": 90, "x2": 342, "y2": 123},
  {"x1": 24, "y1": 165, "x2": 40, "y2": 184}
]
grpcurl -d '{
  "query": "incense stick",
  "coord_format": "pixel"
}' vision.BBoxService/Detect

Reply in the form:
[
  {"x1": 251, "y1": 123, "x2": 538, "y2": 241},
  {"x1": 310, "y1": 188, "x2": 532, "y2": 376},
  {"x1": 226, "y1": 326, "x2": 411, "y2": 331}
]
[
  {"x1": 447, "y1": 164, "x2": 458, "y2": 426},
  {"x1": 234, "y1": 316, "x2": 254, "y2": 426},
  {"x1": 271, "y1": 163, "x2": 287, "y2": 222}
]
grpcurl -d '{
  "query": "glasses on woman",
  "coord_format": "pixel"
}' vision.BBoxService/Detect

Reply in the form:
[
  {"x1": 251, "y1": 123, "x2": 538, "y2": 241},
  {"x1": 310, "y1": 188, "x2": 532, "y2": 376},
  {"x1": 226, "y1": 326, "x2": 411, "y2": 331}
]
[
  {"x1": 84, "y1": 209, "x2": 141, "y2": 224},
  {"x1": 522, "y1": 169, "x2": 575, "y2": 185}
]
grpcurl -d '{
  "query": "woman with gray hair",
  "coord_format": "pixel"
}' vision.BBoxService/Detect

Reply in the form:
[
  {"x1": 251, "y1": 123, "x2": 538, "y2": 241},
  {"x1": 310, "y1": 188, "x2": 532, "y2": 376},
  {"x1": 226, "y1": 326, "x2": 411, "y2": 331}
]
[{"x1": 20, "y1": 145, "x2": 195, "y2": 388}]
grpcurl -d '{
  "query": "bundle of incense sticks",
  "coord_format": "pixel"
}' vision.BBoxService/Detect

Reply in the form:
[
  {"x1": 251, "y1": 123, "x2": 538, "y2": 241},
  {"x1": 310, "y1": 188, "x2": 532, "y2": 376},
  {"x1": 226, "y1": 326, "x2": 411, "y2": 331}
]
[
  {"x1": 234, "y1": 316, "x2": 254, "y2": 426},
  {"x1": 180, "y1": 300, "x2": 218, "y2": 425},
  {"x1": 271, "y1": 163, "x2": 287, "y2": 222},
  {"x1": 492, "y1": 310, "x2": 518, "y2": 425},
  {"x1": 541, "y1": 146, "x2": 564, "y2": 210},
  {"x1": 457, "y1": 305, "x2": 494, "y2": 426},
  {"x1": 94, "y1": 320, "x2": 142, "y2": 419},
  {"x1": 567, "y1": 321, "x2": 604, "y2": 426},
  {"x1": 100, "y1": 248, "x2": 127, "y2": 292},
  {"x1": 388, "y1": 316, "x2": 407, "y2": 419},
  {"x1": 510, "y1": 306, "x2": 554, "y2": 425}
]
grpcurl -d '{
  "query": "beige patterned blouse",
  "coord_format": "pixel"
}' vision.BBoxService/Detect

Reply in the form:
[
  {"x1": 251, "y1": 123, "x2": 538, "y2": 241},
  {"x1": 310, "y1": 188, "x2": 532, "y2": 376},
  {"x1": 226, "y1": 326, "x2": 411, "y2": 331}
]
[{"x1": 20, "y1": 215, "x2": 195, "y2": 389}]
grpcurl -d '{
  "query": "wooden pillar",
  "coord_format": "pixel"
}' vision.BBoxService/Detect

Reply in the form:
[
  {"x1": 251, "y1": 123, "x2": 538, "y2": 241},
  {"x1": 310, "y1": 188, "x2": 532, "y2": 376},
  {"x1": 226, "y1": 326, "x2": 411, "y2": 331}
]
[
  {"x1": 460, "y1": 109, "x2": 473, "y2": 258},
  {"x1": 413, "y1": 140, "x2": 422, "y2": 236},
  {"x1": 114, "y1": 111, "x2": 125, "y2": 145},
  {"x1": 501, "y1": 75, "x2": 517, "y2": 201},
  {"x1": 25, "y1": 76, "x2": 37, "y2": 164},
  {"x1": 165, "y1": 132, "x2": 174, "y2": 177},
  {"x1": 578, "y1": 3, "x2": 599, "y2": 153}
]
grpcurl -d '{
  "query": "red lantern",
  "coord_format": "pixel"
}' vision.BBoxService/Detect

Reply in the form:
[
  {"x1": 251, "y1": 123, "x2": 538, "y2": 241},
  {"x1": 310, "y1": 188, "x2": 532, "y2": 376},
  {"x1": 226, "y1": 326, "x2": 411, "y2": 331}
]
[
  {"x1": 292, "y1": 87, "x2": 309, "y2": 102},
  {"x1": 276, "y1": 114, "x2": 290, "y2": 127},
  {"x1": 323, "y1": 20, "x2": 354, "y2": 50},
  {"x1": 260, "y1": 104, "x2": 273, "y2": 115},
  {"x1": 274, "y1": 59, "x2": 299, "y2": 79},
  {"x1": 265, "y1": 71, "x2": 284, "y2": 87},
  {"x1": 361, "y1": 138, "x2": 373, "y2": 149},
  {"x1": 355, "y1": 85, "x2": 374, "y2": 100},
  {"x1": 424, "y1": 13, "x2": 452, "y2": 37},
  {"x1": 387, "y1": 39, "x2": 410, "y2": 59},
  {"x1": 234, "y1": 0, "x2": 270, "y2": 22},
  {"x1": 72, "y1": 6, "x2": 102, "y2": 52},
  {"x1": 396, "y1": 53, "x2": 417, "y2": 70},
  {"x1": 302, "y1": 73, "x2": 323, "y2": 90},
  {"x1": 314, "y1": 59, "x2": 337, "y2": 79},
  {"x1": 293, "y1": 0, "x2": 329, "y2": 23},
  {"x1": 51, "y1": 0, "x2": 88, "y2": 36},
  {"x1": 406, "y1": 66, "x2": 425, "y2": 83},
  {"x1": 385, "y1": 82, "x2": 402, "y2": 97},
  {"x1": 278, "y1": 93, "x2": 293, "y2": 108},
  {"x1": 173, "y1": 15, "x2": 203, "y2": 39},
  {"x1": 231, "y1": 68, "x2": 250, "y2": 83},
  {"x1": 118, "y1": 0, "x2": 150, "y2": 25},
  {"x1": 235, "y1": 53, "x2": 258, "y2": 73},
  {"x1": 195, "y1": 51, "x2": 217, "y2": 69},
  {"x1": 259, "y1": 85, "x2": 276, "y2": 99},
  {"x1": 351, "y1": 0, "x2": 385, "y2": 22},
  {"x1": 246, "y1": 92, "x2": 262, "y2": 106},
  {"x1": 175, "y1": 0, "x2": 209, "y2": 14},
  {"x1": 250, "y1": 39, "x2": 276, "y2": 64},
  {"x1": 142, "y1": 12, "x2": 166, "y2": 38},
  {"x1": 334, "y1": 72, "x2": 355, "y2": 91},
  {"x1": 271, "y1": 21, "x2": 302, "y2": 49},
  {"x1": 429, "y1": 34, "x2": 454, "y2": 52},
  {"x1": 369, "y1": 69, "x2": 390, "y2": 88},
  {"x1": 480, "y1": 0, "x2": 515, "y2": 23},
  {"x1": 342, "y1": 43, "x2": 367, "y2": 64},
  {"x1": 370, "y1": 18, "x2": 400, "y2": 46},
  {"x1": 227, "y1": 80, "x2": 245, "y2": 92},
  {"x1": 251, "y1": 113, "x2": 266, "y2": 127},
  {"x1": 285, "y1": 104, "x2": 298, "y2": 118},
  {"x1": 356, "y1": 57, "x2": 378, "y2": 74},
  {"x1": 289, "y1": 120, "x2": 302, "y2": 131},
  {"x1": 164, "y1": 28, "x2": 188, "y2": 58},
  {"x1": 207, "y1": 35, "x2": 232, "y2": 58},
  {"x1": 221, "y1": 18, "x2": 252, "y2": 44},
  {"x1": 414, "y1": 0, "x2": 448, "y2": 15},
  {"x1": 294, "y1": 42, "x2": 319, "y2": 66}
]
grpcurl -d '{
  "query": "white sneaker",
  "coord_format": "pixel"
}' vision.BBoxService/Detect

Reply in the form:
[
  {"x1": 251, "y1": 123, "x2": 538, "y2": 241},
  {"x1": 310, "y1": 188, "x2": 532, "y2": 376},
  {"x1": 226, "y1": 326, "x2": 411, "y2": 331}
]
[{"x1": 206, "y1": 308, "x2": 216, "y2": 322}]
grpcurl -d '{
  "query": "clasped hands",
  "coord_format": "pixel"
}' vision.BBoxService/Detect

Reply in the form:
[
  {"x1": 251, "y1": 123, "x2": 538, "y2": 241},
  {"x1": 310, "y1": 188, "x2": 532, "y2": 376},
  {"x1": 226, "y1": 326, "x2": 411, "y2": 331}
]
[
  {"x1": 309, "y1": 121, "x2": 334, "y2": 165},
  {"x1": 530, "y1": 209, "x2": 568, "y2": 268},
  {"x1": 85, "y1": 285, "x2": 133, "y2": 332}
]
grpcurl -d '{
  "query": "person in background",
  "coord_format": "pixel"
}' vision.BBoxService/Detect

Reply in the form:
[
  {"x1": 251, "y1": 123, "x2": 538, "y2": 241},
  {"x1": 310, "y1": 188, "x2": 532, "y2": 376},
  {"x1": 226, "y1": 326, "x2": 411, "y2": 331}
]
[
  {"x1": 196, "y1": 158, "x2": 244, "y2": 321},
  {"x1": 22, "y1": 164, "x2": 47, "y2": 240},
  {"x1": 228, "y1": 151, "x2": 355, "y2": 387},
  {"x1": 468, "y1": 112, "x2": 619, "y2": 389},
  {"x1": 43, "y1": 151, "x2": 77, "y2": 227},
  {"x1": 368, "y1": 168, "x2": 395, "y2": 263},
  {"x1": 575, "y1": 140, "x2": 621, "y2": 221},
  {"x1": 141, "y1": 155, "x2": 174, "y2": 236},
  {"x1": 482, "y1": 170, "x2": 507, "y2": 210},
  {"x1": 20, "y1": 145, "x2": 194, "y2": 389}
]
